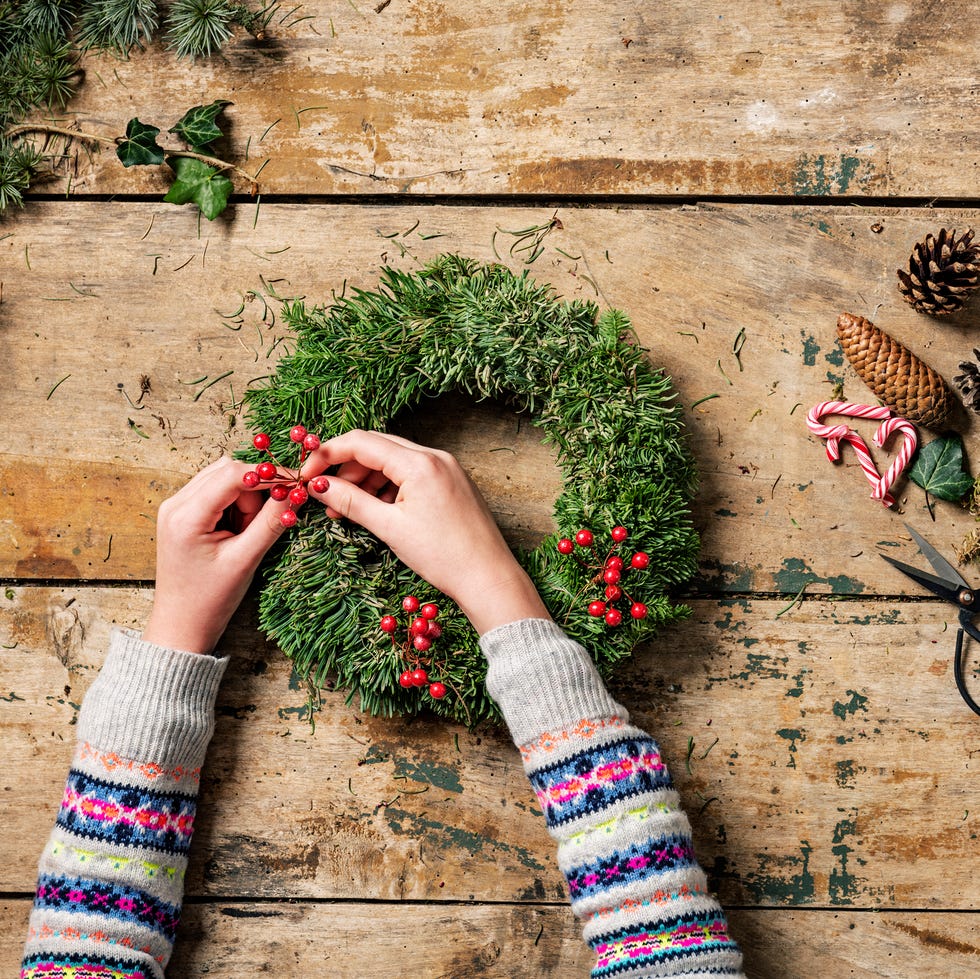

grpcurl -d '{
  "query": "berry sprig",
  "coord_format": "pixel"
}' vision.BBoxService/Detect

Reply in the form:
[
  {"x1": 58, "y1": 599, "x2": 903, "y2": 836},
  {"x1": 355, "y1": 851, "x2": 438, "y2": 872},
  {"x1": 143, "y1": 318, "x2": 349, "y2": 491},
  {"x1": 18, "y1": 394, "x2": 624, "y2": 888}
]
[
  {"x1": 242, "y1": 425, "x2": 329, "y2": 528},
  {"x1": 556, "y1": 525, "x2": 651, "y2": 627},
  {"x1": 380, "y1": 595, "x2": 448, "y2": 700}
]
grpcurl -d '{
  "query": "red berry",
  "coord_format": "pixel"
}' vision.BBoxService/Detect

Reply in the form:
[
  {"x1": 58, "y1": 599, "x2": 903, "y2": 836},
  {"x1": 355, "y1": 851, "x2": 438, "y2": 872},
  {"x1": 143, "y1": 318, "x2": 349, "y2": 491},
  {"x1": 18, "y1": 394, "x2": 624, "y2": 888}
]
[
  {"x1": 557, "y1": 538, "x2": 575, "y2": 555},
  {"x1": 428, "y1": 681, "x2": 447, "y2": 699},
  {"x1": 605, "y1": 555, "x2": 624, "y2": 571},
  {"x1": 302, "y1": 433, "x2": 321, "y2": 451},
  {"x1": 605, "y1": 584, "x2": 622, "y2": 601},
  {"x1": 603, "y1": 567, "x2": 621, "y2": 585},
  {"x1": 289, "y1": 486, "x2": 308, "y2": 507},
  {"x1": 256, "y1": 461, "x2": 277, "y2": 481},
  {"x1": 270, "y1": 484, "x2": 289, "y2": 501},
  {"x1": 410, "y1": 617, "x2": 429, "y2": 636},
  {"x1": 574, "y1": 529, "x2": 594, "y2": 547},
  {"x1": 631, "y1": 552, "x2": 650, "y2": 569},
  {"x1": 421, "y1": 603, "x2": 439, "y2": 620},
  {"x1": 413, "y1": 635, "x2": 432, "y2": 652},
  {"x1": 279, "y1": 509, "x2": 298, "y2": 528},
  {"x1": 252, "y1": 433, "x2": 271, "y2": 451},
  {"x1": 604, "y1": 608, "x2": 623, "y2": 627},
  {"x1": 242, "y1": 471, "x2": 261, "y2": 488},
  {"x1": 411, "y1": 668, "x2": 428, "y2": 687},
  {"x1": 289, "y1": 425, "x2": 307, "y2": 443},
  {"x1": 426, "y1": 622, "x2": 442, "y2": 639},
  {"x1": 380, "y1": 615, "x2": 398, "y2": 633},
  {"x1": 399, "y1": 670, "x2": 414, "y2": 688},
  {"x1": 402, "y1": 595, "x2": 420, "y2": 613},
  {"x1": 310, "y1": 475, "x2": 329, "y2": 494},
  {"x1": 588, "y1": 600, "x2": 606, "y2": 618},
  {"x1": 630, "y1": 602, "x2": 648, "y2": 620},
  {"x1": 611, "y1": 525, "x2": 629, "y2": 542}
]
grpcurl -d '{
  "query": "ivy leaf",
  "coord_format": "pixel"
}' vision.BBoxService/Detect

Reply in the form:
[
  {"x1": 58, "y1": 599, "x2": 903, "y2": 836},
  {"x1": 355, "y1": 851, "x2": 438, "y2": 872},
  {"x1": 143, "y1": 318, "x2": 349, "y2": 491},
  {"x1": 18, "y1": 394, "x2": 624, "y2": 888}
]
[
  {"x1": 115, "y1": 118, "x2": 165, "y2": 167},
  {"x1": 169, "y1": 100, "x2": 233, "y2": 151},
  {"x1": 163, "y1": 156, "x2": 233, "y2": 220},
  {"x1": 908, "y1": 434, "x2": 974, "y2": 501}
]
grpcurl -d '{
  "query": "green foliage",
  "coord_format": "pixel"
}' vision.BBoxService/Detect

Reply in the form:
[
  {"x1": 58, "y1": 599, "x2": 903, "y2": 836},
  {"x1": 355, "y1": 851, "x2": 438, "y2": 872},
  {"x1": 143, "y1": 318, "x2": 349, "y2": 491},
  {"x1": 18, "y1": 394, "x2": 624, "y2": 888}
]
[
  {"x1": 909, "y1": 434, "x2": 974, "y2": 502},
  {"x1": 169, "y1": 98, "x2": 232, "y2": 150},
  {"x1": 115, "y1": 117, "x2": 164, "y2": 167},
  {"x1": 241, "y1": 257, "x2": 701, "y2": 725},
  {"x1": 0, "y1": 2, "x2": 272, "y2": 218},
  {"x1": 163, "y1": 154, "x2": 233, "y2": 219}
]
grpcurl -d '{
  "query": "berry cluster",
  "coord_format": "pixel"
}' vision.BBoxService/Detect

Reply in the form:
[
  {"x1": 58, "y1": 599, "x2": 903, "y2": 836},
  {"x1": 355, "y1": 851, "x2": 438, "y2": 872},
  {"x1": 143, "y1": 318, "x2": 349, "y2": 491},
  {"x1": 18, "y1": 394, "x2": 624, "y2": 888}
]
[
  {"x1": 242, "y1": 425, "x2": 329, "y2": 528},
  {"x1": 381, "y1": 595, "x2": 448, "y2": 700},
  {"x1": 557, "y1": 525, "x2": 650, "y2": 627}
]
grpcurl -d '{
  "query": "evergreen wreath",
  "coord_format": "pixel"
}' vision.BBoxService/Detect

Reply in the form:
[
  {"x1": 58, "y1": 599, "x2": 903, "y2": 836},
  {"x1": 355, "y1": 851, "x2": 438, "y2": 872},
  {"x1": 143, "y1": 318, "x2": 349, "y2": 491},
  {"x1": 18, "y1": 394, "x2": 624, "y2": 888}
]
[{"x1": 242, "y1": 255, "x2": 700, "y2": 725}]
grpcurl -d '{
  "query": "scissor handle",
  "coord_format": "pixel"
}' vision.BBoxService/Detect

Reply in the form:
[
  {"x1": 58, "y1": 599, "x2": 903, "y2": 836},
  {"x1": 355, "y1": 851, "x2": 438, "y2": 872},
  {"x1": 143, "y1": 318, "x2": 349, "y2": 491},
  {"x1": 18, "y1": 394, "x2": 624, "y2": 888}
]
[{"x1": 954, "y1": 613, "x2": 980, "y2": 718}]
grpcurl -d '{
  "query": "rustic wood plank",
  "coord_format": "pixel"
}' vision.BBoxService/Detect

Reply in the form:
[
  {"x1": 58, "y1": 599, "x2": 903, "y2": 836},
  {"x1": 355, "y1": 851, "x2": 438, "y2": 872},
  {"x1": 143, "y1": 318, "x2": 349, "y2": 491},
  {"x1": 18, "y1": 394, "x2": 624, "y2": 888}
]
[
  {"x1": 3, "y1": 202, "x2": 978, "y2": 590},
  {"x1": 13, "y1": 1, "x2": 980, "y2": 198},
  {"x1": 4, "y1": 899, "x2": 980, "y2": 978},
  {"x1": 2, "y1": 587, "x2": 977, "y2": 911}
]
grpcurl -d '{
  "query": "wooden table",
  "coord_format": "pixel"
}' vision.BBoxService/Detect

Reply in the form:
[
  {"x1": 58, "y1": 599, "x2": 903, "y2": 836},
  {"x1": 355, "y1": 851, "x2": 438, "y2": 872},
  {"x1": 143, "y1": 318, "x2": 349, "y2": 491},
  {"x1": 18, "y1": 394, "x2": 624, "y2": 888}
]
[{"x1": 2, "y1": 3, "x2": 979, "y2": 975}]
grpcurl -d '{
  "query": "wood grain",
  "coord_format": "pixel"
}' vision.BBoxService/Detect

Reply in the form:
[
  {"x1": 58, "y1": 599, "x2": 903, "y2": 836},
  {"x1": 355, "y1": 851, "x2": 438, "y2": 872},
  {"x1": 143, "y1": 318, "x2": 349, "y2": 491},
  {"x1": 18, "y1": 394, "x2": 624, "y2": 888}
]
[
  {"x1": 4, "y1": 900, "x2": 980, "y2": 978},
  {"x1": 2, "y1": 587, "x2": 977, "y2": 913},
  {"x1": 2, "y1": 202, "x2": 978, "y2": 590},
  {"x1": 15, "y1": 1, "x2": 980, "y2": 198}
]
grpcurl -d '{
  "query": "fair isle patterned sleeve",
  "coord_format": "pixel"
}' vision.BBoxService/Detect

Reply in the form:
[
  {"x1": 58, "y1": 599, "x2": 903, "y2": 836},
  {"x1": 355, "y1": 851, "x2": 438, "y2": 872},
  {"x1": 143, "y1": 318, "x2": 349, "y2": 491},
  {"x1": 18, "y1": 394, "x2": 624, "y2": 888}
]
[
  {"x1": 21, "y1": 629, "x2": 228, "y2": 979},
  {"x1": 482, "y1": 618, "x2": 745, "y2": 979}
]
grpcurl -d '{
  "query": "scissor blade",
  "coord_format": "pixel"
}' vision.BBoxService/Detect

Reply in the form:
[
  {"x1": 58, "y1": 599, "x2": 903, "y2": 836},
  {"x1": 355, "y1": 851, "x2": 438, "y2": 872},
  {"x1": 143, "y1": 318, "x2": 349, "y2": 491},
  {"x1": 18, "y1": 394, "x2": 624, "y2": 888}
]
[
  {"x1": 904, "y1": 523, "x2": 970, "y2": 588},
  {"x1": 879, "y1": 552, "x2": 963, "y2": 603}
]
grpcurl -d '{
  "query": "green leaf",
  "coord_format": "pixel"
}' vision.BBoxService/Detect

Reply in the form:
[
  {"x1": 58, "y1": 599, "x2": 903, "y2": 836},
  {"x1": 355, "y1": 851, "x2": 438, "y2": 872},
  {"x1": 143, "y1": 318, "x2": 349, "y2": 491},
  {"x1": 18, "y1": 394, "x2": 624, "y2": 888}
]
[
  {"x1": 908, "y1": 434, "x2": 974, "y2": 501},
  {"x1": 169, "y1": 100, "x2": 232, "y2": 151},
  {"x1": 163, "y1": 156, "x2": 233, "y2": 220},
  {"x1": 116, "y1": 118, "x2": 165, "y2": 167}
]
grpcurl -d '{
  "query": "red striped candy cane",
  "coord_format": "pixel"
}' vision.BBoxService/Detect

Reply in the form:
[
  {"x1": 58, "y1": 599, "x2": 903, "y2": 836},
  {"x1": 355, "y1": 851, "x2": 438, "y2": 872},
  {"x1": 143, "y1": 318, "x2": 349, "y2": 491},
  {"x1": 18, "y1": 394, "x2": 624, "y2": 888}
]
[{"x1": 871, "y1": 416, "x2": 918, "y2": 507}]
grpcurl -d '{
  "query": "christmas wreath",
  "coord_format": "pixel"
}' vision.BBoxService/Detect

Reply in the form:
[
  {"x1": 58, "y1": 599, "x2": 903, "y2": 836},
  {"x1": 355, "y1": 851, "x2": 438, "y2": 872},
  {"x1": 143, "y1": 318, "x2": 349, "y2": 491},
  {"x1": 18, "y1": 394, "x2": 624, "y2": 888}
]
[{"x1": 242, "y1": 255, "x2": 700, "y2": 725}]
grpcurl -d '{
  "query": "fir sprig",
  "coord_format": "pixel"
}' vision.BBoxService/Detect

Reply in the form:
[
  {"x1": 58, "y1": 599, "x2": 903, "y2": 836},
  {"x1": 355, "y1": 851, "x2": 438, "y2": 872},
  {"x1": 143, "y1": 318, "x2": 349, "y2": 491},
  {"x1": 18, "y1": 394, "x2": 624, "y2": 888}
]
[{"x1": 241, "y1": 256, "x2": 701, "y2": 726}]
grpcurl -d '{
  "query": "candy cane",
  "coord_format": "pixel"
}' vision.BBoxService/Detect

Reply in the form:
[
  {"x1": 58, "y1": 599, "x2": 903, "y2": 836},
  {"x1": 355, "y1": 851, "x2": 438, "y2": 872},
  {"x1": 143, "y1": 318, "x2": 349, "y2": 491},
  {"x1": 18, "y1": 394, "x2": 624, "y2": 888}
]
[
  {"x1": 805, "y1": 401, "x2": 916, "y2": 508},
  {"x1": 871, "y1": 416, "x2": 918, "y2": 507}
]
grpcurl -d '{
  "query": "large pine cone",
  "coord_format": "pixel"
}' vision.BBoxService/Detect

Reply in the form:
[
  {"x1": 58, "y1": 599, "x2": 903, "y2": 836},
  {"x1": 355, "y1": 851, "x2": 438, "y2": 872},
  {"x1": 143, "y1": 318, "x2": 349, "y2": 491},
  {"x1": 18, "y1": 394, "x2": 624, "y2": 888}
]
[
  {"x1": 954, "y1": 349, "x2": 980, "y2": 416},
  {"x1": 897, "y1": 228, "x2": 980, "y2": 315},
  {"x1": 836, "y1": 312, "x2": 955, "y2": 430}
]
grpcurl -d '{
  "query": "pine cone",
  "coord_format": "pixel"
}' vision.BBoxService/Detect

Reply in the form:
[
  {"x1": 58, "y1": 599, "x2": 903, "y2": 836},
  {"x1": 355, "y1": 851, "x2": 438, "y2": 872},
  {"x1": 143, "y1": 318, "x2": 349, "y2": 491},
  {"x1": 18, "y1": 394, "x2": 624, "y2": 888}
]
[
  {"x1": 897, "y1": 228, "x2": 980, "y2": 315},
  {"x1": 836, "y1": 312, "x2": 955, "y2": 430},
  {"x1": 954, "y1": 349, "x2": 980, "y2": 415}
]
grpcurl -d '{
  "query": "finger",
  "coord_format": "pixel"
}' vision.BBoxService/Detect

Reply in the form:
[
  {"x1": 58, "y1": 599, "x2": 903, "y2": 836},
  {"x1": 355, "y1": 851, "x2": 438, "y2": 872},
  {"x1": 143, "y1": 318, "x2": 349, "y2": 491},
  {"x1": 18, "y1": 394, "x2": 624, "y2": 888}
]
[
  {"x1": 304, "y1": 429, "x2": 434, "y2": 486},
  {"x1": 311, "y1": 474, "x2": 395, "y2": 535}
]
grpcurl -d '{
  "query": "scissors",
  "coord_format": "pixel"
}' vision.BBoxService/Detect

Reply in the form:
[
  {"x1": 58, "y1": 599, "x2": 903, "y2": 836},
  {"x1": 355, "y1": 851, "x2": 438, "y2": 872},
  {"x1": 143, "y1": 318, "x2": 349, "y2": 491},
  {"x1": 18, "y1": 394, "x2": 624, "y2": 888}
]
[{"x1": 879, "y1": 523, "x2": 980, "y2": 717}]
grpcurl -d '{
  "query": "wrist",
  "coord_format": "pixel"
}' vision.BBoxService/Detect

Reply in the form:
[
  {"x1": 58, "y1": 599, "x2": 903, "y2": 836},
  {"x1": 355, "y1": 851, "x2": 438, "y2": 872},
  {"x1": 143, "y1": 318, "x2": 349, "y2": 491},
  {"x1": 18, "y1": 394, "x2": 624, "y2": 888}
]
[
  {"x1": 455, "y1": 568, "x2": 551, "y2": 635},
  {"x1": 142, "y1": 607, "x2": 218, "y2": 655}
]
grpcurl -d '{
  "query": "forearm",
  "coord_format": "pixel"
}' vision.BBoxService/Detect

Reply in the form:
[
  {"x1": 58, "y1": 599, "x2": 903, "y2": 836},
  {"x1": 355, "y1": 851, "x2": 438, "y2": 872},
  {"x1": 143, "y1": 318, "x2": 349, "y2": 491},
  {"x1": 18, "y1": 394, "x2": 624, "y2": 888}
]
[
  {"x1": 21, "y1": 630, "x2": 227, "y2": 979},
  {"x1": 483, "y1": 618, "x2": 744, "y2": 979}
]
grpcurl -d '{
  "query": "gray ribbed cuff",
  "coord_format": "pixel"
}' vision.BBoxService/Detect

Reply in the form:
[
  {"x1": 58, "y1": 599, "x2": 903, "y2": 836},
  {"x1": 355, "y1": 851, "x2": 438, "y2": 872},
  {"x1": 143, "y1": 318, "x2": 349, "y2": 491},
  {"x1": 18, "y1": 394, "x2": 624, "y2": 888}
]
[
  {"x1": 76, "y1": 629, "x2": 229, "y2": 769},
  {"x1": 481, "y1": 618, "x2": 629, "y2": 747}
]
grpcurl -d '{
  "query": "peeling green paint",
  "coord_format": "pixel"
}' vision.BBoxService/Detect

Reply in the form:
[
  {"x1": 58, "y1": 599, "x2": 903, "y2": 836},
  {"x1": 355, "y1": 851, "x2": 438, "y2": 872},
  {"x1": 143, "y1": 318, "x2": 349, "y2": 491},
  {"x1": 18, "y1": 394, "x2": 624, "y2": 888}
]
[
  {"x1": 829, "y1": 816, "x2": 862, "y2": 905},
  {"x1": 776, "y1": 728, "x2": 805, "y2": 768},
  {"x1": 1, "y1": 691, "x2": 25, "y2": 702},
  {"x1": 833, "y1": 690, "x2": 869, "y2": 720},
  {"x1": 774, "y1": 557, "x2": 865, "y2": 595},
  {"x1": 697, "y1": 559, "x2": 755, "y2": 592},
  {"x1": 792, "y1": 154, "x2": 867, "y2": 195},
  {"x1": 383, "y1": 806, "x2": 545, "y2": 870},
  {"x1": 786, "y1": 662, "x2": 810, "y2": 698},
  {"x1": 835, "y1": 759, "x2": 858, "y2": 788},
  {"x1": 277, "y1": 704, "x2": 314, "y2": 721},
  {"x1": 715, "y1": 508, "x2": 738, "y2": 517},
  {"x1": 796, "y1": 481, "x2": 813, "y2": 492},
  {"x1": 393, "y1": 756, "x2": 463, "y2": 793},
  {"x1": 801, "y1": 332, "x2": 821, "y2": 367},
  {"x1": 824, "y1": 346, "x2": 844, "y2": 367},
  {"x1": 743, "y1": 842, "x2": 814, "y2": 903}
]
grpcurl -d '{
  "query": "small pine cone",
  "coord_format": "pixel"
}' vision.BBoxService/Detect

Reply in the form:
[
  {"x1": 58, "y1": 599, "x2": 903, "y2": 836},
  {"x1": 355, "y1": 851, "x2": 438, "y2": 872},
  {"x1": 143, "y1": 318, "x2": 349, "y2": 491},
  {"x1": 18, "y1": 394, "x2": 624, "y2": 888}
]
[
  {"x1": 897, "y1": 228, "x2": 980, "y2": 315},
  {"x1": 836, "y1": 312, "x2": 955, "y2": 430},
  {"x1": 954, "y1": 349, "x2": 980, "y2": 415}
]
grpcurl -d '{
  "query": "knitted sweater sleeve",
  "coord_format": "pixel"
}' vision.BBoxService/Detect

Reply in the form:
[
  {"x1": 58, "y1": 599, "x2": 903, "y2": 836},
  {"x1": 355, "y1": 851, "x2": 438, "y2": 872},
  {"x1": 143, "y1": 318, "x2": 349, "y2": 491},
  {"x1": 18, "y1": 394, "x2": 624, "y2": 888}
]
[
  {"x1": 482, "y1": 618, "x2": 745, "y2": 979},
  {"x1": 20, "y1": 629, "x2": 228, "y2": 979}
]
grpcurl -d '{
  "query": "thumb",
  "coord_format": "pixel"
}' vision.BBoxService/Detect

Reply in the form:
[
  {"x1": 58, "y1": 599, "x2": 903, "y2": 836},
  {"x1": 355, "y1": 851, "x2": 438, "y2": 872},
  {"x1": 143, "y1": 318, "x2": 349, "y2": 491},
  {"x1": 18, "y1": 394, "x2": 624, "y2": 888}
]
[
  {"x1": 311, "y1": 475, "x2": 394, "y2": 537},
  {"x1": 230, "y1": 493, "x2": 291, "y2": 566}
]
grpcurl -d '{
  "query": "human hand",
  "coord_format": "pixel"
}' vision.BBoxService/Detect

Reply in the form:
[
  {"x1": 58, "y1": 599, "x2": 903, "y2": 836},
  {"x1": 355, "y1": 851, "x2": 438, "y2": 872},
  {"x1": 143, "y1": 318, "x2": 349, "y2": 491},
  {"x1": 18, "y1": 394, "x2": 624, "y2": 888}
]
[
  {"x1": 141, "y1": 457, "x2": 291, "y2": 654},
  {"x1": 303, "y1": 430, "x2": 551, "y2": 635}
]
